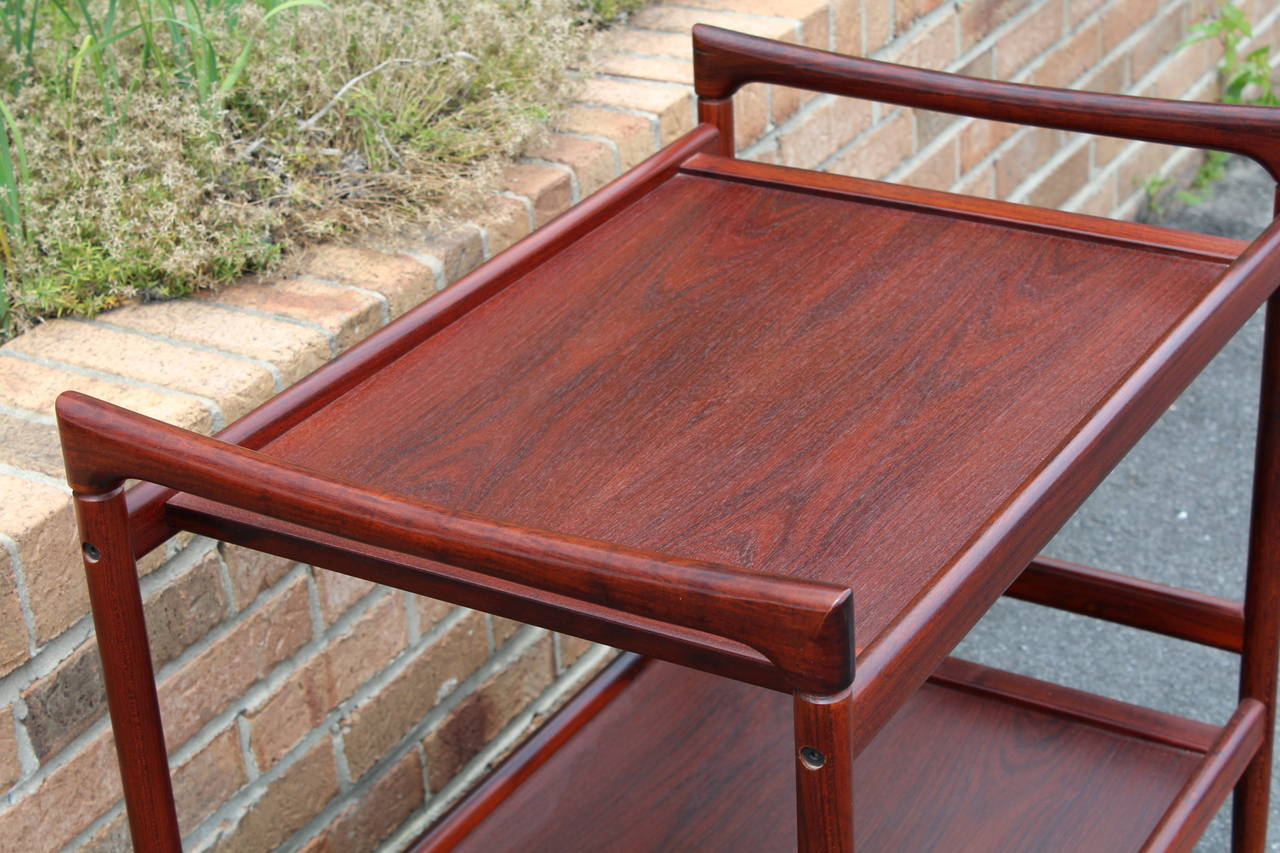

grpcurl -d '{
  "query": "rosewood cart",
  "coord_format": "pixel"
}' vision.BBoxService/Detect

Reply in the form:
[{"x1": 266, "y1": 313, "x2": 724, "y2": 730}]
[{"x1": 58, "y1": 25, "x2": 1280, "y2": 852}]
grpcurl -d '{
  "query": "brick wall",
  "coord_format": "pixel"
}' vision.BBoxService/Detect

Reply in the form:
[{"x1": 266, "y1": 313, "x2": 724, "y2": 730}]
[{"x1": 0, "y1": 0, "x2": 1268, "y2": 849}]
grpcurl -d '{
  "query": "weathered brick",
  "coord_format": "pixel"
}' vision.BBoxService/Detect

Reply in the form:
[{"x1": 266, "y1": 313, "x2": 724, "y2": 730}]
[
  {"x1": 220, "y1": 543, "x2": 296, "y2": 610},
  {"x1": 0, "y1": 707, "x2": 21, "y2": 791},
  {"x1": 22, "y1": 641, "x2": 104, "y2": 762},
  {"x1": 1031, "y1": 20, "x2": 1102, "y2": 89},
  {"x1": 0, "y1": 412, "x2": 62, "y2": 478},
  {"x1": 1026, "y1": 145, "x2": 1091, "y2": 209},
  {"x1": 557, "y1": 633, "x2": 594, "y2": 671},
  {"x1": 81, "y1": 812, "x2": 130, "y2": 853},
  {"x1": 417, "y1": 227, "x2": 485, "y2": 285},
  {"x1": 303, "y1": 750, "x2": 423, "y2": 853},
  {"x1": 416, "y1": 596, "x2": 452, "y2": 636},
  {"x1": 249, "y1": 594, "x2": 407, "y2": 770},
  {"x1": 340, "y1": 611, "x2": 486, "y2": 779},
  {"x1": 148, "y1": 547, "x2": 229, "y2": 670},
  {"x1": 915, "y1": 109, "x2": 960, "y2": 149},
  {"x1": 172, "y1": 725, "x2": 246, "y2": 834},
  {"x1": 996, "y1": 3, "x2": 1063, "y2": 79},
  {"x1": 492, "y1": 616, "x2": 522, "y2": 650},
  {"x1": 475, "y1": 195, "x2": 533, "y2": 258},
  {"x1": 0, "y1": 546, "x2": 28, "y2": 678},
  {"x1": 555, "y1": 106, "x2": 655, "y2": 171},
  {"x1": 0, "y1": 356, "x2": 212, "y2": 432},
  {"x1": 205, "y1": 277, "x2": 382, "y2": 356},
  {"x1": 578, "y1": 79, "x2": 694, "y2": 145},
  {"x1": 5, "y1": 320, "x2": 274, "y2": 425},
  {"x1": 777, "y1": 96, "x2": 874, "y2": 170},
  {"x1": 210, "y1": 740, "x2": 340, "y2": 853},
  {"x1": 159, "y1": 575, "x2": 311, "y2": 750},
  {"x1": 899, "y1": 138, "x2": 960, "y2": 191},
  {"x1": 0, "y1": 475, "x2": 81, "y2": 644},
  {"x1": 299, "y1": 247, "x2": 437, "y2": 321},
  {"x1": 501, "y1": 164, "x2": 574, "y2": 228},
  {"x1": 0, "y1": 730, "x2": 120, "y2": 851},
  {"x1": 593, "y1": 52, "x2": 691, "y2": 85},
  {"x1": 314, "y1": 569, "x2": 375, "y2": 624},
  {"x1": 102, "y1": 301, "x2": 329, "y2": 387},
  {"x1": 524, "y1": 134, "x2": 619, "y2": 198},
  {"x1": 422, "y1": 634, "x2": 554, "y2": 790},
  {"x1": 827, "y1": 109, "x2": 914, "y2": 180}
]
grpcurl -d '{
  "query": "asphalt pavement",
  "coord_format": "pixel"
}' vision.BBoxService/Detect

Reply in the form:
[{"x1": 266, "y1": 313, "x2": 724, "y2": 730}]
[{"x1": 952, "y1": 155, "x2": 1275, "y2": 852}]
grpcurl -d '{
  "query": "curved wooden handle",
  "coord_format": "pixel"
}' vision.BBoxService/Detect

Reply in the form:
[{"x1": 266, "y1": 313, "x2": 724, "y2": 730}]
[
  {"x1": 57, "y1": 391, "x2": 853, "y2": 695},
  {"x1": 692, "y1": 24, "x2": 1280, "y2": 181}
]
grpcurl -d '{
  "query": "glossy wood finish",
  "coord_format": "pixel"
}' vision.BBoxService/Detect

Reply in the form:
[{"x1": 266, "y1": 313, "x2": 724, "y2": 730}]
[
  {"x1": 419, "y1": 657, "x2": 1244, "y2": 853},
  {"x1": 793, "y1": 690, "x2": 854, "y2": 853},
  {"x1": 1007, "y1": 556, "x2": 1245, "y2": 653},
  {"x1": 692, "y1": 24, "x2": 1280, "y2": 180}
]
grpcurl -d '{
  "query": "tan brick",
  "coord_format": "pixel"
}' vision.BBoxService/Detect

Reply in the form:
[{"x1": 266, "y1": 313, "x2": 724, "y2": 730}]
[
  {"x1": 82, "y1": 812, "x2": 130, "y2": 853},
  {"x1": 1116, "y1": 142, "x2": 1180, "y2": 200},
  {"x1": 423, "y1": 634, "x2": 554, "y2": 790},
  {"x1": 1067, "y1": 0, "x2": 1107, "y2": 28},
  {"x1": 831, "y1": 0, "x2": 861, "y2": 54},
  {"x1": 341, "y1": 611, "x2": 486, "y2": 779},
  {"x1": 475, "y1": 196, "x2": 532, "y2": 258},
  {"x1": 5, "y1": 321, "x2": 274, "y2": 425},
  {"x1": 996, "y1": 3, "x2": 1063, "y2": 78},
  {"x1": 959, "y1": 0, "x2": 1025, "y2": 51},
  {"x1": 524, "y1": 134, "x2": 619, "y2": 198},
  {"x1": 205, "y1": 278, "x2": 382, "y2": 356},
  {"x1": 629, "y1": 6, "x2": 795, "y2": 41},
  {"x1": 1071, "y1": 174, "x2": 1119, "y2": 217},
  {"x1": 0, "y1": 547, "x2": 28, "y2": 678},
  {"x1": 578, "y1": 79, "x2": 694, "y2": 145},
  {"x1": 1102, "y1": 0, "x2": 1160, "y2": 53},
  {"x1": 1129, "y1": 7, "x2": 1187, "y2": 84},
  {"x1": 327, "y1": 595, "x2": 408, "y2": 697},
  {"x1": 173, "y1": 725, "x2": 246, "y2": 834},
  {"x1": 0, "y1": 730, "x2": 120, "y2": 851},
  {"x1": 1031, "y1": 20, "x2": 1102, "y2": 89},
  {"x1": 211, "y1": 740, "x2": 339, "y2": 853},
  {"x1": 827, "y1": 109, "x2": 914, "y2": 179},
  {"x1": 1, "y1": 475, "x2": 81, "y2": 644},
  {"x1": 960, "y1": 118, "x2": 1017, "y2": 173},
  {"x1": 149, "y1": 548, "x2": 228, "y2": 667},
  {"x1": 0, "y1": 356, "x2": 212, "y2": 432},
  {"x1": 220, "y1": 542, "x2": 296, "y2": 610},
  {"x1": 733, "y1": 83, "x2": 770, "y2": 152},
  {"x1": 0, "y1": 412, "x2": 61, "y2": 479},
  {"x1": 777, "y1": 97, "x2": 874, "y2": 170},
  {"x1": 1140, "y1": 38, "x2": 1214, "y2": 101},
  {"x1": 418, "y1": 227, "x2": 485, "y2": 285},
  {"x1": 502, "y1": 163, "x2": 574, "y2": 228},
  {"x1": 22, "y1": 640, "x2": 104, "y2": 762},
  {"x1": 771, "y1": 83, "x2": 819, "y2": 129},
  {"x1": 594, "y1": 52, "x2": 691, "y2": 85},
  {"x1": 416, "y1": 596, "x2": 452, "y2": 635},
  {"x1": 865, "y1": 0, "x2": 894, "y2": 53},
  {"x1": 598, "y1": 27, "x2": 691, "y2": 60},
  {"x1": 297, "y1": 246, "x2": 437, "y2": 321},
  {"x1": 555, "y1": 106, "x2": 655, "y2": 171},
  {"x1": 557, "y1": 633, "x2": 594, "y2": 670},
  {"x1": 1027, "y1": 145, "x2": 1091, "y2": 209},
  {"x1": 996, "y1": 126, "x2": 1060, "y2": 198},
  {"x1": 915, "y1": 109, "x2": 960, "y2": 148},
  {"x1": 314, "y1": 569, "x2": 375, "y2": 624},
  {"x1": 0, "y1": 707, "x2": 20, "y2": 791},
  {"x1": 959, "y1": 48, "x2": 996, "y2": 81},
  {"x1": 889, "y1": 13, "x2": 957, "y2": 69},
  {"x1": 159, "y1": 575, "x2": 311, "y2": 750},
  {"x1": 304, "y1": 750, "x2": 423, "y2": 853},
  {"x1": 1080, "y1": 50, "x2": 1127, "y2": 95},
  {"x1": 102, "y1": 301, "x2": 330, "y2": 387},
  {"x1": 900, "y1": 138, "x2": 960, "y2": 191}
]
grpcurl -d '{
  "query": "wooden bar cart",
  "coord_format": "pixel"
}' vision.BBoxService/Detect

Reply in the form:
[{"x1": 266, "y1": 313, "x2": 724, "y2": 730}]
[{"x1": 58, "y1": 25, "x2": 1280, "y2": 852}]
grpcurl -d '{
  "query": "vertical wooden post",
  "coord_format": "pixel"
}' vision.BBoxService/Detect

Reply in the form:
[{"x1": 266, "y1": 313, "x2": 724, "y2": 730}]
[
  {"x1": 697, "y1": 97, "x2": 735, "y2": 157},
  {"x1": 794, "y1": 688, "x2": 854, "y2": 853},
  {"x1": 74, "y1": 485, "x2": 182, "y2": 853},
  {"x1": 1233, "y1": 188, "x2": 1280, "y2": 853}
]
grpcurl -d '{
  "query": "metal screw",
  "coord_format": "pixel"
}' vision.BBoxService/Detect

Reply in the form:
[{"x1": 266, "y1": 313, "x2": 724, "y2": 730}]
[
  {"x1": 799, "y1": 746, "x2": 826, "y2": 770},
  {"x1": 82, "y1": 543, "x2": 101, "y2": 562}
]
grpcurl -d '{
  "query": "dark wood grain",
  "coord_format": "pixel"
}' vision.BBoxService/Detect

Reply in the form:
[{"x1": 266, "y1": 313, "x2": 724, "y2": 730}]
[
  {"x1": 692, "y1": 24, "x2": 1280, "y2": 180},
  {"x1": 424, "y1": 657, "x2": 1227, "y2": 853},
  {"x1": 1006, "y1": 556, "x2": 1245, "y2": 653},
  {"x1": 794, "y1": 689, "x2": 854, "y2": 852},
  {"x1": 58, "y1": 391, "x2": 854, "y2": 695}
]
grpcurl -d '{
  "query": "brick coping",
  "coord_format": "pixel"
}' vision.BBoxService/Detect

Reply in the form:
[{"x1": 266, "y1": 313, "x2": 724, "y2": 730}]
[{"x1": 0, "y1": 0, "x2": 1261, "y2": 847}]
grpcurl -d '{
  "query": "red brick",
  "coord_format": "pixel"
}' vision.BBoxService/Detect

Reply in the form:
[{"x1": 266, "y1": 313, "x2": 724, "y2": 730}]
[
  {"x1": 159, "y1": 576, "x2": 312, "y2": 750},
  {"x1": 220, "y1": 543, "x2": 296, "y2": 610},
  {"x1": 0, "y1": 547, "x2": 27, "y2": 678},
  {"x1": 422, "y1": 634, "x2": 554, "y2": 790},
  {"x1": 298, "y1": 247, "x2": 437, "y2": 320},
  {"x1": 555, "y1": 106, "x2": 655, "y2": 171},
  {"x1": 1026, "y1": 145, "x2": 1091, "y2": 209},
  {"x1": 777, "y1": 97, "x2": 874, "y2": 170},
  {"x1": 340, "y1": 611, "x2": 486, "y2": 779},
  {"x1": 0, "y1": 730, "x2": 120, "y2": 851},
  {"x1": 996, "y1": 3, "x2": 1063, "y2": 78},
  {"x1": 314, "y1": 568, "x2": 375, "y2": 624},
  {"x1": 172, "y1": 725, "x2": 246, "y2": 834},
  {"x1": 303, "y1": 750, "x2": 424, "y2": 853},
  {"x1": 524, "y1": 134, "x2": 618, "y2": 198},
  {"x1": 501, "y1": 164, "x2": 573, "y2": 228},
  {"x1": 210, "y1": 740, "x2": 340, "y2": 853},
  {"x1": 0, "y1": 708, "x2": 20, "y2": 791}
]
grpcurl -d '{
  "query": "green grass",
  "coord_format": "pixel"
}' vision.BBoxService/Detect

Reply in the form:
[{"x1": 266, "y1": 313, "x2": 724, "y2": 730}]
[{"x1": 0, "y1": 0, "x2": 643, "y2": 339}]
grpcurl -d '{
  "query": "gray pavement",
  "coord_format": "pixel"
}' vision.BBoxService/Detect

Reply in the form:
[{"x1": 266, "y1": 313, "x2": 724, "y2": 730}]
[{"x1": 953, "y1": 155, "x2": 1275, "y2": 851}]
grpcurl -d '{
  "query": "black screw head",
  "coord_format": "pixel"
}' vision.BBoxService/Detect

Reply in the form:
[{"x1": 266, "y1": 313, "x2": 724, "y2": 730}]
[
  {"x1": 799, "y1": 746, "x2": 826, "y2": 769},
  {"x1": 82, "y1": 543, "x2": 101, "y2": 562}
]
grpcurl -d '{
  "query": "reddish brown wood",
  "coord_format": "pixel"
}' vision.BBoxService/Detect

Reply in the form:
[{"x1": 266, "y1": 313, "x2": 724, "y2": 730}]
[
  {"x1": 427, "y1": 657, "x2": 1222, "y2": 852},
  {"x1": 72, "y1": 486, "x2": 181, "y2": 853},
  {"x1": 1234, "y1": 296, "x2": 1280, "y2": 852},
  {"x1": 1144, "y1": 700, "x2": 1266, "y2": 853},
  {"x1": 1006, "y1": 556, "x2": 1245, "y2": 653},
  {"x1": 794, "y1": 689, "x2": 854, "y2": 853},
  {"x1": 697, "y1": 97, "x2": 734, "y2": 156},
  {"x1": 58, "y1": 391, "x2": 854, "y2": 695},
  {"x1": 692, "y1": 24, "x2": 1280, "y2": 180}
]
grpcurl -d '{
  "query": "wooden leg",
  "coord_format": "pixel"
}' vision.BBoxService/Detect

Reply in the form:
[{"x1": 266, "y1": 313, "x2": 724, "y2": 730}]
[
  {"x1": 1234, "y1": 296, "x2": 1280, "y2": 853},
  {"x1": 794, "y1": 689, "x2": 854, "y2": 853},
  {"x1": 75, "y1": 487, "x2": 182, "y2": 853}
]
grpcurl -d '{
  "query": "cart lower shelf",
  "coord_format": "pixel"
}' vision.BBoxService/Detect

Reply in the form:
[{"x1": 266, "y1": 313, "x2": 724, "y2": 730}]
[{"x1": 414, "y1": 653, "x2": 1255, "y2": 852}]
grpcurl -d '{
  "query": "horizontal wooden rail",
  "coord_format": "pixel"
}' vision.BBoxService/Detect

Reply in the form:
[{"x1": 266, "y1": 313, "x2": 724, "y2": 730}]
[
  {"x1": 692, "y1": 24, "x2": 1280, "y2": 181},
  {"x1": 1006, "y1": 557, "x2": 1245, "y2": 653},
  {"x1": 57, "y1": 391, "x2": 853, "y2": 695}
]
